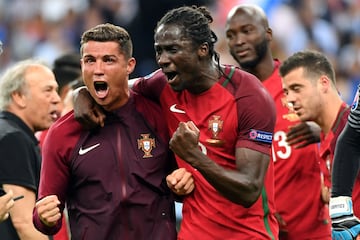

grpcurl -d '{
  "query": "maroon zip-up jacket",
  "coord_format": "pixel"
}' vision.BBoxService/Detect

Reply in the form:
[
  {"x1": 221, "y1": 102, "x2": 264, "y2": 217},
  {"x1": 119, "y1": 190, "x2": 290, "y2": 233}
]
[{"x1": 33, "y1": 90, "x2": 177, "y2": 240}]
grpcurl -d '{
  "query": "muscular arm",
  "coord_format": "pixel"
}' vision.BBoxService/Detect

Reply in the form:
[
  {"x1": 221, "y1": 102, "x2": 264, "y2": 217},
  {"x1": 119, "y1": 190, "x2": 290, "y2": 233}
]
[
  {"x1": 331, "y1": 123, "x2": 360, "y2": 197},
  {"x1": 194, "y1": 147, "x2": 268, "y2": 207},
  {"x1": 170, "y1": 121, "x2": 269, "y2": 207}
]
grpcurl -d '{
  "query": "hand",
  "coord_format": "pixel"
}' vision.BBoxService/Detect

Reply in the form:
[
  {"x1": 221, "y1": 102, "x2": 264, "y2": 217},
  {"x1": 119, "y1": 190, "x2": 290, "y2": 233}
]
[
  {"x1": 73, "y1": 86, "x2": 106, "y2": 129},
  {"x1": 166, "y1": 168, "x2": 194, "y2": 195},
  {"x1": 286, "y1": 121, "x2": 321, "y2": 148},
  {"x1": 169, "y1": 121, "x2": 200, "y2": 161},
  {"x1": 0, "y1": 190, "x2": 14, "y2": 222},
  {"x1": 330, "y1": 196, "x2": 360, "y2": 239},
  {"x1": 35, "y1": 195, "x2": 61, "y2": 227}
]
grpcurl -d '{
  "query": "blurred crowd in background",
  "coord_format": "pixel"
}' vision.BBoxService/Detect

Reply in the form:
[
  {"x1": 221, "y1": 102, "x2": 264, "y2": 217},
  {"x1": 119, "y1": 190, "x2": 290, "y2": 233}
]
[{"x1": 0, "y1": 0, "x2": 359, "y2": 103}]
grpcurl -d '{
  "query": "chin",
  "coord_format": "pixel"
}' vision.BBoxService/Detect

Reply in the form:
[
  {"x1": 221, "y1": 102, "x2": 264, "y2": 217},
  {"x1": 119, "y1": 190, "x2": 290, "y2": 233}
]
[{"x1": 299, "y1": 115, "x2": 309, "y2": 122}]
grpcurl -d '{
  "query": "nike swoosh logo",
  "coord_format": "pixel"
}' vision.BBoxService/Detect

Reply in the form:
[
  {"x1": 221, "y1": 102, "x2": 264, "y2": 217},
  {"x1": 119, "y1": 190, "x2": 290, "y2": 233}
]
[
  {"x1": 79, "y1": 143, "x2": 100, "y2": 155},
  {"x1": 170, "y1": 104, "x2": 186, "y2": 114}
]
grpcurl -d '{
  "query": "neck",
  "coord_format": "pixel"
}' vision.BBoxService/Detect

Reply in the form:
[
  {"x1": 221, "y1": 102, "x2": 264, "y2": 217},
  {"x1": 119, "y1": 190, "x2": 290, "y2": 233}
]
[
  {"x1": 188, "y1": 61, "x2": 220, "y2": 94},
  {"x1": 317, "y1": 92, "x2": 344, "y2": 135},
  {"x1": 241, "y1": 55, "x2": 274, "y2": 82}
]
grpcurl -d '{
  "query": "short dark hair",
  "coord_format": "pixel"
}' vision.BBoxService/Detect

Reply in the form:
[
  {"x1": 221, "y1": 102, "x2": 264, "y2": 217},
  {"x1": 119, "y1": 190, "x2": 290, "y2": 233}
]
[
  {"x1": 155, "y1": 5, "x2": 217, "y2": 57},
  {"x1": 80, "y1": 23, "x2": 133, "y2": 59},
  {"x1": 52, "y1": 53, "x2": 81, "y2": 92},
  {"x1": 279, "y1": 50, "x2": 336, "y2": 84}
]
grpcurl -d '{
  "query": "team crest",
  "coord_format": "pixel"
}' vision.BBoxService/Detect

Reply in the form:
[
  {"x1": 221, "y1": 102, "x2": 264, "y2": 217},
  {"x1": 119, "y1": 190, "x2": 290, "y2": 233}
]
[
  {"x1": 137, "y1": 134, "x2": 155, "y2": 158},
  {"x1": 206, "y1": 115, "x2": 225, "y2": 146}
]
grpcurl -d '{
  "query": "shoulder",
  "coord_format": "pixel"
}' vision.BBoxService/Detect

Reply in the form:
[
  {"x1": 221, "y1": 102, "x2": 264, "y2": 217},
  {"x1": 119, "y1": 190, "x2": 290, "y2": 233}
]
[
  {"x1": 132, "y1": 69, "x2": 167, "y2": 100},
  {"x1": 222, "y1": 65, "x2": 264, "y2": 89},
  {"x1": 46, "y1": 110, "x2": 83, "y2": 141},
  {"x1": 131, "y1": 91, "x2": 169, "y2": 141},
  {"x1": 0, "y1": 120, "x2": 34, "y2": 148},
  {"x1": 135, "y1": 69, "x2": 167, "y2": 89},
  {"x1": 42, "y1": 111, "x2": 84, "y2": 160},
  {"x1": 223, "y1": 65, "x2": 273, "y2": 102}
]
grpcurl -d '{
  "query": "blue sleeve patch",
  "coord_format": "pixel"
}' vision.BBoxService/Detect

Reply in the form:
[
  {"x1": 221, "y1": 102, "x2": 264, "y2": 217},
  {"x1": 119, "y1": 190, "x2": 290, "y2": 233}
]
[
  {"x1": 351, "y1": 88, "x2": 359, "y2": 112},
  {"x1": 249, "y1": 129, "x2": 273, "y2": 144}
]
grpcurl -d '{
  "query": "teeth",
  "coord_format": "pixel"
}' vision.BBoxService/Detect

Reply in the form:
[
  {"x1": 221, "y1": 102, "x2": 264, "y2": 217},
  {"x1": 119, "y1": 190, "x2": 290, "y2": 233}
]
[{"x1": 51, "y1": 112, "x2": 59, "y2": 119}]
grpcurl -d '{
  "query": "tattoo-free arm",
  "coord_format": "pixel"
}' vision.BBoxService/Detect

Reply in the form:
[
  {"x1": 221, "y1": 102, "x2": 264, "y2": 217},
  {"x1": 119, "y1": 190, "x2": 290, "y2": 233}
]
[
  {"x1": 3, "y1": 184, "x2": 49, "y2": 240},
  {"x1": 72, "y1": 86, "x2": 106, "y2": 129},
  {"x1": 169, "y1": 121, "x2": 269, "y2": 207}
]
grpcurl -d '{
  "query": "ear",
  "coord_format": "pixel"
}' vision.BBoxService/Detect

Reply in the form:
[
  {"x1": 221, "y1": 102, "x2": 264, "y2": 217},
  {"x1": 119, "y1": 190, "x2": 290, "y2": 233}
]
[
  {"x1": 266, "y1": 27, "x2": 273, "y2": 42},
  {"x1": 127, "y1": 57, "x2": 136, "y2": 75},
  {"x1": 11, "y1": 91, "x2": 26, "y2": 108},
  {"x1": 319, "y1": 75, "x2": 331, "y2": 92},
  {"x1": 197, "y1": 42, "x2": 209, "y2": 58}
]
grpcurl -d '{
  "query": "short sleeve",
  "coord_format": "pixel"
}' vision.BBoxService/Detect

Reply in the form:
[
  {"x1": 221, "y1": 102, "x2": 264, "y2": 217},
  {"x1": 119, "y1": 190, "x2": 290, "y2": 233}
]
[{"x1": 0, "y1": 131, "x2": 39, "y2": 191}]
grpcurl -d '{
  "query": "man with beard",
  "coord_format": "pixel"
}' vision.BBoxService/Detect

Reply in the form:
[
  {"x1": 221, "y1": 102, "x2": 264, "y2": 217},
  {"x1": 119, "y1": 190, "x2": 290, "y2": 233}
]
[
  {"x1": 225, "y1": 4, "x2": 331, "y2": 239},
  {"x1": 280, "y1": 50, "x2": 360, "y2": 240},
  {"x1": 73, "y1": 5, "x2": 279, "y2": 239}
]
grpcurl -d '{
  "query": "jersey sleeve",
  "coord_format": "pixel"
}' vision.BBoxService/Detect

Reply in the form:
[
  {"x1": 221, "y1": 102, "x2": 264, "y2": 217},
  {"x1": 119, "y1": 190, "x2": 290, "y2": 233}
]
[
  {"x1": 332, "y1": 123, "x2": 360, "y2": 197},
  {"x1": 235, "y1": 72, "x2": 276, "y2": 155},
  {"x1": 332, "y1": 84, "x2": 360, "y2": 197},
  {"x1": 34, "y1": 112, "x2": 81, "y2": 235},
  {"x1": 132, "y1": 69, "x2": 167, "y2": 102}
]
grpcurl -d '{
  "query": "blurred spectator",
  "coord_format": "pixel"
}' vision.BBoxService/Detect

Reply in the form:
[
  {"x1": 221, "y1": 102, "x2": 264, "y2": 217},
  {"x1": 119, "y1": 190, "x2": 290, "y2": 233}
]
[{"x1": 52, "y1": 53, "x2": 81, "y2": 101}]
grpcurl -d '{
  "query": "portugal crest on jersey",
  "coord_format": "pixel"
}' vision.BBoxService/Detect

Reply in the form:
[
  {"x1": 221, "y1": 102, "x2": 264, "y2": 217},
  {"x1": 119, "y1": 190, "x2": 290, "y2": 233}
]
[
  {"x1": 206, "y1": 115, "x2": 225, "y2": 146},
  {"x1": 138, "y1": 134, "x2": 155, "y2": 158}
]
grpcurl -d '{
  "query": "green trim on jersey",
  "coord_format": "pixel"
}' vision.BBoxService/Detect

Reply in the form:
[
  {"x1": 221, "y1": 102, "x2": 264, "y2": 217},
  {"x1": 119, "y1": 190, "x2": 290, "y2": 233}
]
[
  {"x1": 221, "y1": 66, "x2": 236, "y2": 87},
  {"x1": 262, "y1": 187, "x2": 276, "y2": 240}
]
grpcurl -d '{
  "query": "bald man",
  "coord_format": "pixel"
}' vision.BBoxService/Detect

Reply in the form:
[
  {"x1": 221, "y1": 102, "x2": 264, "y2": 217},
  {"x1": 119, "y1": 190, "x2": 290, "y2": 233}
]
[{"x1": 225, "y1": 4, "x2": 331, "y2": 239}]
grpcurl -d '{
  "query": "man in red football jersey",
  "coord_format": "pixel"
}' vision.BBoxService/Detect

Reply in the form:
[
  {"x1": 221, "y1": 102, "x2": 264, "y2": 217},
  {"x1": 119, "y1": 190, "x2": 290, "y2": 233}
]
[{"x1": 225, "y1": 4, "x2": 331, "y2": 239}]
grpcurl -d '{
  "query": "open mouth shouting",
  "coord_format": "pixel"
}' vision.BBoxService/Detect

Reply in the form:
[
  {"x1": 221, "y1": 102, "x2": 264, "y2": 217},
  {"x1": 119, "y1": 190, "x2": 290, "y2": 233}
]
[
  {"x1": 50, "y1": 110, "x2": 60, "y2": 121},
  {"x1": 164, "y1": 71, "x2": 178, "y2": 84},
  {"x1": 94, "y1": 81, "x2": 109, "y2": 99}
]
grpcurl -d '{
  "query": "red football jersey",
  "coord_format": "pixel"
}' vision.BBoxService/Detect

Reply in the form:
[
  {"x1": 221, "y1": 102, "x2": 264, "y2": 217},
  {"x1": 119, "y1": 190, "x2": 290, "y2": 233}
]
[
  {"x1": 134, "y1": 66, "x2": 279, "y2": 239},
  {"x1": 263, "y1": 60, "x2": 331, "y2": 239},
  {"x1": 318, "y1": 103, "x2": 360, "y2": 216}
]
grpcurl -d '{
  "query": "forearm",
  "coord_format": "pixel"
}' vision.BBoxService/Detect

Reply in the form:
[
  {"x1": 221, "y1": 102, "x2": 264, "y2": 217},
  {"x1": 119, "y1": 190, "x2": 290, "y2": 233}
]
[
  {"x1": 13, "y1": 221, "x2": 49, "y2": 240},
  {"x1": 187, "y1": 150, "x2": 263, "y2": 207},
  {"x1": 332, "y1": 124, "x2": 360, "y2": 197}
]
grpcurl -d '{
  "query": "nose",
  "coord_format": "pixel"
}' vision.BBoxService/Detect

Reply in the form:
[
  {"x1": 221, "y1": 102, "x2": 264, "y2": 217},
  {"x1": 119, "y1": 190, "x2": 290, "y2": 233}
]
[
  {"x1": 94, "y1": 60, "x2": 105, "y2": 74},
  {"x1": 235, "y1": 33, "x2": 246, "y2": 45},
  {"x1": 157, "y1": 52, "x2": 170, "y2": 67},
  {"x1": 285, "y1": 92, "x2": 296, "y2": 110},
  {"x1": 52, "y1": 90, "x2": 61, "y2": 104}
]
